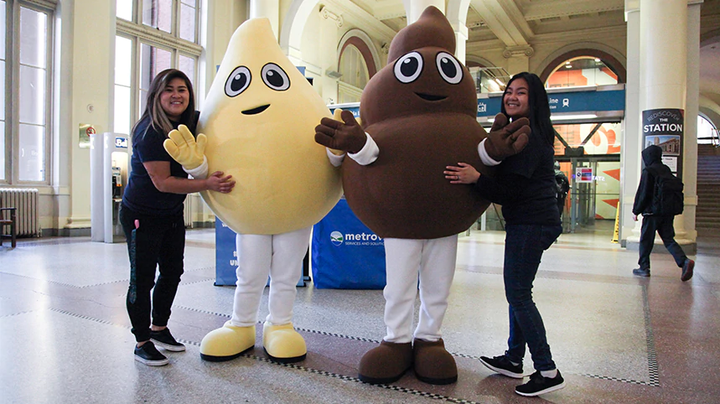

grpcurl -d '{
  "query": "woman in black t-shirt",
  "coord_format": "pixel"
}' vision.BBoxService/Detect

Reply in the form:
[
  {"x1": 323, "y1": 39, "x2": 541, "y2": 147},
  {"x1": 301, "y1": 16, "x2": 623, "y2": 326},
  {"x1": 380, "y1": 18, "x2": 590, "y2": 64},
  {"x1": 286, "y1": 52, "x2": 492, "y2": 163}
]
[
  {"x1": 444, "y1": 72, "x2": 565, "y2": 397},
  {"x1": 120, "y1": 69, "x2": 235, "y2": 366}
]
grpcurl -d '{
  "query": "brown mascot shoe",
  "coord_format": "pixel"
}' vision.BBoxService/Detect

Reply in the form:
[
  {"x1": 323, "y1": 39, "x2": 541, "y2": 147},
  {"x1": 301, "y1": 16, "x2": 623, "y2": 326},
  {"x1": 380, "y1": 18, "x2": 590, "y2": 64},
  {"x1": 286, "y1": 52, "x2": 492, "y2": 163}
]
[
  {"x1": 413, "y1": 338, "x2": 458, "y2": 385},
  {"x1": 358, "y1": 340, "x2": 413, "y2": 384}
]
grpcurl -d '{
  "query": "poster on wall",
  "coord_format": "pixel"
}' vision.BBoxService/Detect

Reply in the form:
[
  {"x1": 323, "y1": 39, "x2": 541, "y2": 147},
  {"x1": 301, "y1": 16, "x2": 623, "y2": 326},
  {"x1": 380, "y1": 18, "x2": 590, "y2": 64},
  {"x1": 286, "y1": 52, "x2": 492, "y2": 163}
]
[{"x1": 642, "y1": 108, "x2": 683, "y2": 177}]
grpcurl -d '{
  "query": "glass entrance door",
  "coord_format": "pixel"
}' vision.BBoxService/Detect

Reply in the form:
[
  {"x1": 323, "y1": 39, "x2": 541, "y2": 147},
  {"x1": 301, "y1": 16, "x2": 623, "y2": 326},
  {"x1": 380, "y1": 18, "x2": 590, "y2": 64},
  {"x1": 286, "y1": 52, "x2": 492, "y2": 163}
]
[{"x1": 554, "y1": 121, "x2": 622, "y2": 236}]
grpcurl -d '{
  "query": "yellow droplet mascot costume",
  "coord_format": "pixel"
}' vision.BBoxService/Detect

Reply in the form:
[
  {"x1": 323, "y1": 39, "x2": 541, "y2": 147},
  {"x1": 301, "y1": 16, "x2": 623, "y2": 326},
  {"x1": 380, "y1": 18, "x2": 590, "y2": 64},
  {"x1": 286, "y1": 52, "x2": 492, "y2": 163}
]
[{"x1": 164, "y1": 18, "x2": 342, "y2": 362}]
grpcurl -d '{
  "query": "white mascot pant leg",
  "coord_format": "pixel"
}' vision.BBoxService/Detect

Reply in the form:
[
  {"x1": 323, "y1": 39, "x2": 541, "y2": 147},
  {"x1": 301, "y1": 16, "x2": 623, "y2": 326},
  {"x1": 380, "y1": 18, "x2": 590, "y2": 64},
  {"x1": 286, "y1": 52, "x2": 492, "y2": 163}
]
[
  {"x1": 230, "y1": 227, "x2": 311, "y2": 327},
  {"x1": 382, "y1": 235, "x2": 458, "y2": 343}
]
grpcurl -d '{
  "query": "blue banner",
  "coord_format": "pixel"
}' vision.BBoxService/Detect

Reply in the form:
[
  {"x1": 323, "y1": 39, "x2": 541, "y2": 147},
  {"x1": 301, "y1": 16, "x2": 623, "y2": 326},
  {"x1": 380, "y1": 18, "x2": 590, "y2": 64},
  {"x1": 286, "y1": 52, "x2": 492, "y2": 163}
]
[
  {"x1": 215, "y1": 219, "x2": 238, "y2": 286},
  {"x1": 311, "y1": 198, "x2": 386, "y2": 289},
  {"x1": 214, "y1": 218, "x2": 306, "y2": 287},
  {"x1": 477, "y1": 88, "x2": 625, "y2": 118}
]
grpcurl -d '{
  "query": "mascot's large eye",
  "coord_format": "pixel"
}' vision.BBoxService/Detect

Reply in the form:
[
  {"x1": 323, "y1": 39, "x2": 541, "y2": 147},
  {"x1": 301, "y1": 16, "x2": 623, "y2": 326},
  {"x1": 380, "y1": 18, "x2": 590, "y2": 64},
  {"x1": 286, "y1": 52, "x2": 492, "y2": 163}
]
[
  {"x1": 436, "y1": 52, "x2": 463, "y2": 85},
  {"x1": 394, "y1": 51, "x2": 423, "y2": 84},
  {"x1": 261, "y1": 63, "x2": 290, "y2": 91},
  {"x1": 225, "y1": 66, "x2": 251, "y2": 97}
]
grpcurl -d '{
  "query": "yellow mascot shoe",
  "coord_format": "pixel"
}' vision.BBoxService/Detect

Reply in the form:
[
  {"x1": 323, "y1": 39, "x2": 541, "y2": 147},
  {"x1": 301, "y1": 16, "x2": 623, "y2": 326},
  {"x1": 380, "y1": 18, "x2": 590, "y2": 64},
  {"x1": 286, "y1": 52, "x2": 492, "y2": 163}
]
[
  {"x1": 199, "y1": 321, "x2": 255, "y2": 362},
  {"x1": 262, "y1": 322, "x2": 307, "y2": 363}
]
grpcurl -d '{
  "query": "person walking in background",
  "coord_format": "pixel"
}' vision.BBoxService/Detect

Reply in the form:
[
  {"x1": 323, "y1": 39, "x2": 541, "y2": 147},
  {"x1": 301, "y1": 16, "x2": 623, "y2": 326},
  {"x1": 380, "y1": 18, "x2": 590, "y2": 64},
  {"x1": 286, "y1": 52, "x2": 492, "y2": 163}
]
[
  {"x1": 554, "y1": 161, "x2": 569, "y2": 222},
  {"x1": 444, "y1": 72, "x2": 564, "y2": 397},
  {"x1": 120, "y1": 69, "x2": 235, "y2": 366},
  {"x1": 631, "y1": 144, "x2": 694, "y2": 281}
]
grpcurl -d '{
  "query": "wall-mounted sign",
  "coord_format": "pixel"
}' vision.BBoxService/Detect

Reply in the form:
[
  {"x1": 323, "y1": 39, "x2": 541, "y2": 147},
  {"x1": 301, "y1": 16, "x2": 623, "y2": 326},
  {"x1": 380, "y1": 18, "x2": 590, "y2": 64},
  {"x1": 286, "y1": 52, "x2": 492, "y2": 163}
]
[
  {"x1": 115, "y1": 137, "x2": 128, "y2": 149},
  {"x1": 79, "y1": 124, "x2": 95, "y2": 149},
  {"x1": 575, "y1": 167, "x2": 594, "y2": 183},
  {"x1": 477, "y1": 87, "x2": 626, "y2": 119},
  {"x1": 642, "y1": 108, "x2": 683, "y2": 177}
]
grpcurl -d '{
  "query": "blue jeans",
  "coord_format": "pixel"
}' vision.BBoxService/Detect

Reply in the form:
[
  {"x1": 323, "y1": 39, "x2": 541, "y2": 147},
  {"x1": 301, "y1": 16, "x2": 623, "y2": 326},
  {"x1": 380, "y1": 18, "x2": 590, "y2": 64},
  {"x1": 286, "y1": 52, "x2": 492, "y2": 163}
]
[{"x1": 503, "y1": 223, "x2": 562, "y2": 371}]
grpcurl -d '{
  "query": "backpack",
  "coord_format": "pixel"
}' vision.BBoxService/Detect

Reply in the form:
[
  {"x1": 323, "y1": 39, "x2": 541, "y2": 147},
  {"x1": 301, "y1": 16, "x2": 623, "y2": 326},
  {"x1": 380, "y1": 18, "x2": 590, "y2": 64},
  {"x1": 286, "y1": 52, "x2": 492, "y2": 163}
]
[
  {"x1": 555, "y1": 172, "x2": 569, "y2": 199},
  {"x1": 651, "y1": 170, "x2": 684, "y2": 216}
]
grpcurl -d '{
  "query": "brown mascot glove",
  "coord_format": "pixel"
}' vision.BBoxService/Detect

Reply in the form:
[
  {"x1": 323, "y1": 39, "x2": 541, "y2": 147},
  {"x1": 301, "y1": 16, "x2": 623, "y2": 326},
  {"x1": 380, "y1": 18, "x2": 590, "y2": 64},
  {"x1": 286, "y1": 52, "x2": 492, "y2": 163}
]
[
  {"x1": 484, "y1": 113, "x2": 531, "y2": 161},
  {"x1": 315, "y1": 110, "x2": 367, "y2": 154}
]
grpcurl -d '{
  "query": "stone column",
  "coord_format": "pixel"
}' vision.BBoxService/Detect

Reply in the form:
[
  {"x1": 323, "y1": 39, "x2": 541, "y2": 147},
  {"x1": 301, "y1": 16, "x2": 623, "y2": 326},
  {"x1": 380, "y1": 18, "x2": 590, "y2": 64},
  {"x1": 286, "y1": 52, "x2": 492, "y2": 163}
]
[
  {"x1": 250, "y1": 0, "x2": 280, "y2": 39},
  {"x1": 626, "y1": 0, "x2": 698, "y2": 254},
  {"x1": 404, "y1": 0, "x2": 445, "y2": 24}
]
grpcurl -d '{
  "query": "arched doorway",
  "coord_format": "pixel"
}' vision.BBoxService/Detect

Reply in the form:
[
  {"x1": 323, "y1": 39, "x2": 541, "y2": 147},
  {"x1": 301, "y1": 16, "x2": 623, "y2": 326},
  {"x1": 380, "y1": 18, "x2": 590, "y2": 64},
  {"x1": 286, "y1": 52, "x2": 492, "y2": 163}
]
[{"x1": 544, "y1": 53, "x2": 624, "y2": 234}]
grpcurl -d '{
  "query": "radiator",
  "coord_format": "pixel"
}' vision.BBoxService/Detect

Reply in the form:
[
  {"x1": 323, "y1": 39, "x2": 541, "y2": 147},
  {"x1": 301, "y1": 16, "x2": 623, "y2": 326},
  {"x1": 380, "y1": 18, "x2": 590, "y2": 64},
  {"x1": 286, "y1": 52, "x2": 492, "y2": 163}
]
[
  {"x1": 0, "y1": 188, "x2": 40, "y2": 237},
  {"x1": 184, "y1": 193, "x2": 195, "y2": 229}
]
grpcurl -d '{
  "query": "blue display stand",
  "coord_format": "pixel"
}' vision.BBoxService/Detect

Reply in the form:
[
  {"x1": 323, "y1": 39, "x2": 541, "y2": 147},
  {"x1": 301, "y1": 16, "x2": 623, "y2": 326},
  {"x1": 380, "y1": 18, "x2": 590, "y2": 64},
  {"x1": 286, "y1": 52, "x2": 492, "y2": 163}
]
[
  {"x1": 215, "y1": 219, "x2": 239, "y2": 286},
  {"x1": 311, "y1": 198, "x2": 386, "y2": 289},
  {"x1": 214, "y1": 218, "x2": 307, "y2": 287}
]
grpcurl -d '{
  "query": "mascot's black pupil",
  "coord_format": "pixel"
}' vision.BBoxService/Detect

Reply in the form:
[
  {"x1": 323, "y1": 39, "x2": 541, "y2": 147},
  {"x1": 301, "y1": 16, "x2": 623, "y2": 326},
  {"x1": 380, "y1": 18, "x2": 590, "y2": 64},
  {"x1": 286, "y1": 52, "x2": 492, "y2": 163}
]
[
  {"x1": 401, "y1": 58, "x2": 419, "y2": 76},
  {"x1": 266, "y1": 70, "x2": 284, "y2": 87},
  {"x1": 232, "y1": 74, "x2": 247, "y2": 92},
  {"x1": 440, "y1": 58, "x2": 457, "y2": 77}
]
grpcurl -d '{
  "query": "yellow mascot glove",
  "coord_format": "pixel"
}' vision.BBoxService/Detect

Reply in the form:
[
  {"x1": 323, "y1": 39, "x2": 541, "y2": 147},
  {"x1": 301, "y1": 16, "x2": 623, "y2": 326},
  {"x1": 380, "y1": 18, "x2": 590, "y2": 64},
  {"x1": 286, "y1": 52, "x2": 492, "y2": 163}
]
[{"x1": 163, "y1": 124, "x2": 208, "y2": 170}]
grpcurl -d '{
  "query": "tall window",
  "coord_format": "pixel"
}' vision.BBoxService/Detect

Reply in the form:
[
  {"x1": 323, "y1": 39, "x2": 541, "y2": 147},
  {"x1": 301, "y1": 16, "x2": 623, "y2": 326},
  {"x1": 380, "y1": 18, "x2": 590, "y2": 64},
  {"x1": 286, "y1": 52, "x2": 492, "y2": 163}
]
[
  {"x1": 698, "y1": 115, "x2": 719, "y2": 146},
  {"x1": 1, "y1": 1, "x2": 53, "y2": 184},
  {"x1": 114, "y1": 0, "x2": 201, "y2": 135}
]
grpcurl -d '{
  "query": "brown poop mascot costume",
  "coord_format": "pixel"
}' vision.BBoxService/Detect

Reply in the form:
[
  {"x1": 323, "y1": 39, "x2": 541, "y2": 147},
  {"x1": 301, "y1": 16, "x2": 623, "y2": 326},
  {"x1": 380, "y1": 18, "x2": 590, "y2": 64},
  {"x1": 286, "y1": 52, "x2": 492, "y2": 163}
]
[{"x1": 315, "y1": 6, "x2": 529, "y2": 385}]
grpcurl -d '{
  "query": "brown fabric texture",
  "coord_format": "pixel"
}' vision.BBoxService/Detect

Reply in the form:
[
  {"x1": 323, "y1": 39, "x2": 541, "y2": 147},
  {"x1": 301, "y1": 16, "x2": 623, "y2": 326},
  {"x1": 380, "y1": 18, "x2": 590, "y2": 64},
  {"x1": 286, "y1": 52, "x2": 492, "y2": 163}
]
[
  {"x1": 413, "y1": 338, "x2": 458, "y2": 385},
  {"x1": 358, "y1": 341, "x2": 413, "y2": 384},
  {"x1": 344, "y1": 6, "x2": 492, "y2": 239}
]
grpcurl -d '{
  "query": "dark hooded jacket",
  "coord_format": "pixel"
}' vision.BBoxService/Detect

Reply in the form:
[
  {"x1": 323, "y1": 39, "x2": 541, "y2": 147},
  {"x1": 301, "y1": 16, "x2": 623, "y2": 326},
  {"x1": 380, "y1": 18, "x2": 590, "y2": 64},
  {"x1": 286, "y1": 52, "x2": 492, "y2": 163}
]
[{"x1": 632, "y1": 145, "x2": 673, "y2": 216}]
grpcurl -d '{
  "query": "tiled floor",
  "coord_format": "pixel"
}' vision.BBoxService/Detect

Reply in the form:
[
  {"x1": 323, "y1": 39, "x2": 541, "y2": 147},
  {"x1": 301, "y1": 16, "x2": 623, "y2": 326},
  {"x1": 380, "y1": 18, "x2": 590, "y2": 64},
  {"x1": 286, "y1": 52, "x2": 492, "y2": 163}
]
[{"x1": 1, "y1": 221, "x2": 718, "y2": 403}]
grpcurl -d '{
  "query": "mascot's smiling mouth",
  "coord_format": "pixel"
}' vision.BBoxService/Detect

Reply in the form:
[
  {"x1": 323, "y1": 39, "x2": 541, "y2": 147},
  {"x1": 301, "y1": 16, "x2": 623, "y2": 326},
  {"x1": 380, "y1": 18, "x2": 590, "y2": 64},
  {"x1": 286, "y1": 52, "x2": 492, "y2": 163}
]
[
  {"x1": 415, "y1": 92, "x2": 446, "y2": 101},
  {"x1": 242, "y1": 104, "x2": 270, "y2": 115}
]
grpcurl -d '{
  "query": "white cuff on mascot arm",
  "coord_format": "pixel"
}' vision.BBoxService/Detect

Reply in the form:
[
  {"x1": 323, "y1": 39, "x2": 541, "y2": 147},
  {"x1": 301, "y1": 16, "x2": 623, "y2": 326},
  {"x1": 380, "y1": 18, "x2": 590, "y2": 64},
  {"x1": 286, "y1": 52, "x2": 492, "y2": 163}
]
[
  {"x1": 184, "y1": 156, "x2": 209, "y2": 179},
  {"x1": 478, "y1": 138, "x2": 501, "y2": 167},
  {"x1": 348, "y1": 133, "x2": 379, "y2": 166},
  {"x1": 326, "y1": 148, "x2": 346, "y2": 167}
]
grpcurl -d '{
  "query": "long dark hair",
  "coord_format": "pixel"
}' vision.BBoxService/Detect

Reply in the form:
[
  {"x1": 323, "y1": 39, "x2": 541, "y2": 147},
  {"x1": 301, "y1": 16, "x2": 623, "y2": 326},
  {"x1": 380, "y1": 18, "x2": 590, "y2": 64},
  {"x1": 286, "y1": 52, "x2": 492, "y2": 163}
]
[
  {"x1": 132, "y1": 68, "x2": 196, "y2": 137},
  {"x1": 501, "y1": 72, "x2": 554, "y2": 146}
]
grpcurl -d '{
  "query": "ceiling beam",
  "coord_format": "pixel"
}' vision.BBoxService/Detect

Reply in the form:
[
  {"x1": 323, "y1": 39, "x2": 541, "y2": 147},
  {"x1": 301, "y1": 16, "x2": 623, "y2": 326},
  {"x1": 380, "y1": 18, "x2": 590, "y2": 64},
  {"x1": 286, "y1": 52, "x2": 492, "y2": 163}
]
[
  {"x1": 470, "y1": 0, "x2": 533, "y2": 47},
  {"x1": 523, "y1": 0, "x2": 624, "y2": 21}
]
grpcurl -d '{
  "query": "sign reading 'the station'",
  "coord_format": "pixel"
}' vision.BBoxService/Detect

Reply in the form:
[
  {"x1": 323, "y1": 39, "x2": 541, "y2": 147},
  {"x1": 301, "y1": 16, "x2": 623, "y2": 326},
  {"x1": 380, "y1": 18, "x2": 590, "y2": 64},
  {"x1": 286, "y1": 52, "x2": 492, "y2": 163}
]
[{"x1": 642, "y1": 108, "x2": 683, "y2": 177}]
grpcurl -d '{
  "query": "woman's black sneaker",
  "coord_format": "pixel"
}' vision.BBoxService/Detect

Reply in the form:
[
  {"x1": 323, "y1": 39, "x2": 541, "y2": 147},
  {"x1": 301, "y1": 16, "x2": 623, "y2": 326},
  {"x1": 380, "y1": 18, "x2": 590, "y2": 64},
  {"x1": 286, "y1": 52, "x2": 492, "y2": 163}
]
[
  {"x1": 479, "y1": 355, "x2": 524, "y2": 378},
  {"x1": 134, "y1": 341, "x2": 169, "y2": 366},
  {"x1": 515, "y1": 371, "x2": 566, "y2": 397},
  {"x1": 150, "y1": 328, "x2": 186, "y2": 352}
]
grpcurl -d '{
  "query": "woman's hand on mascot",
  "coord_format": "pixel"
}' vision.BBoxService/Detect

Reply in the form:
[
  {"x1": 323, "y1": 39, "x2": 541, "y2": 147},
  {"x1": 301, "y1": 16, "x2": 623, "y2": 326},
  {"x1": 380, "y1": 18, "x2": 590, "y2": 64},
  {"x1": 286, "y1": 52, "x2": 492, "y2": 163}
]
[
  {"x1": 164, "y1": 125, "x2": 208, "y2": 170},
  {"x1": 484, "y1": 113, "x2": 530, "y2": 161},
  {"x1": 206, "y1": 171, "x2": 235, "y2": 194},
  {"x1": 444, "y1": 162, "x2": 480, "y2": 184},
  {"x1": 315, "y1": 109, "x2": 367, "y2": 154}
]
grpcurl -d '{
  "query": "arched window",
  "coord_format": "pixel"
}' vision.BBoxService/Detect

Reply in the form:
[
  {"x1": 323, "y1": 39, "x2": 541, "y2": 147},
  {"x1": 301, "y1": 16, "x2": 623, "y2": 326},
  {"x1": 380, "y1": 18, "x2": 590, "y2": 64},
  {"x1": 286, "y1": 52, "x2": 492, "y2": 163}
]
[
  {"x1": 339, "y1": 45, "x2": 369, "y2": 90},
  {"x1": 546, "y1": 57, "x2": 619, "y2": 88},
  {"x1": 698, "y1": 115, "x2": 719, "y2": 146},
  {"x1": 336, "y1": 33, "x2": 377, "y2": 104}
]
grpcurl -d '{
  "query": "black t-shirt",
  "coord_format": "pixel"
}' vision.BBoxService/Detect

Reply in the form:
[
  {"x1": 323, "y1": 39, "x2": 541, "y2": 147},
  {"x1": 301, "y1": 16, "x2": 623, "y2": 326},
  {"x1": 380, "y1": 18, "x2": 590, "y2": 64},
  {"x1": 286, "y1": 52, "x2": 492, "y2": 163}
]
[
  {"x1": 475, "y1": 128, "x2": 560, "y2": 226},
  {"x1": 122, "y1": 115, "x2": 193, "y2": 216}
]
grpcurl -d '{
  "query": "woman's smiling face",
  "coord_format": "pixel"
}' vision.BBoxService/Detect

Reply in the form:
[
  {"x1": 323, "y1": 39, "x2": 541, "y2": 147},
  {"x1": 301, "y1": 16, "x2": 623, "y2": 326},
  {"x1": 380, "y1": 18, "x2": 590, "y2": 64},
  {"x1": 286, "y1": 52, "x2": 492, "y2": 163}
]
[
  {"x1": 160, "y1": 77, "x2": 190, "y2": 121},
  {"x1": 503, "y1": 77, "x2": 530, "y2": 119}
]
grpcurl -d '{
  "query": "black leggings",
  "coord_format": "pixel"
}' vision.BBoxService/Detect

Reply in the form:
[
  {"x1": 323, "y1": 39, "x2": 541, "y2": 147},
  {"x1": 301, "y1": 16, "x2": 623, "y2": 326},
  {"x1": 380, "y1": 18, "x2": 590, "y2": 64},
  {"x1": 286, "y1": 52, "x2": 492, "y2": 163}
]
[{"x1": 120, "y1": 205, "x2": 185, "y2": 343}]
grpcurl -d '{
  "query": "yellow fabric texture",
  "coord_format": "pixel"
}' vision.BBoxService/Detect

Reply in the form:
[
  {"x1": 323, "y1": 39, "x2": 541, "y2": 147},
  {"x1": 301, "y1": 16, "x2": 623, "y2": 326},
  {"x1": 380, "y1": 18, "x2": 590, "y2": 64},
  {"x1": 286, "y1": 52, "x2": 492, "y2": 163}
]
[{"x1": 198, "y1": 18, "x2": 342, "y2": 235}]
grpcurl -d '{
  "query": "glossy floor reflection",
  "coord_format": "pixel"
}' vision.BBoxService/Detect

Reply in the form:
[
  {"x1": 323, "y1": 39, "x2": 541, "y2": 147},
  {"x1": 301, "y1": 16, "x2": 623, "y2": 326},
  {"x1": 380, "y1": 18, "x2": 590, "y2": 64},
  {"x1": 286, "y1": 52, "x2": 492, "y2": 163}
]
[{"x1": 1, "y1": 221, "x2": 718, "y2": 403}]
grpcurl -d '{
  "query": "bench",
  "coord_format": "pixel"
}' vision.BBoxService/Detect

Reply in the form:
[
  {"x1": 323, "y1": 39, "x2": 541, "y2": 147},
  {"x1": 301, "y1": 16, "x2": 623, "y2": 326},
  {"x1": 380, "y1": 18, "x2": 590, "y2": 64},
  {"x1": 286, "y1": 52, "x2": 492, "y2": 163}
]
[{"x1": 0, "y1": 207, "x2": 17, "y2": 248}]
